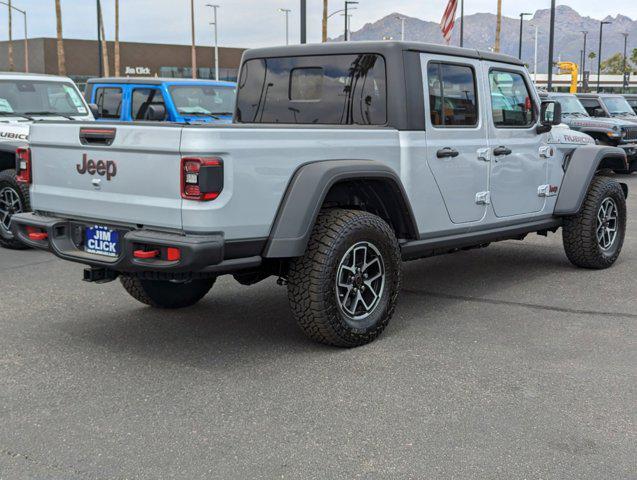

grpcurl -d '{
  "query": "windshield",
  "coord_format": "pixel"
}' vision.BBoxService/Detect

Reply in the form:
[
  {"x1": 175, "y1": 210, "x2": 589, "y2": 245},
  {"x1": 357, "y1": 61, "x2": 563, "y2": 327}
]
[
  {"x1": 0, "y1": 80, "x2": 88, "y2": 116},
  {"x1": 601, "y1": 96, "x2": 636, "y2": 116},
  {"x1": 168, "y1": 85, "x2": 235, "y2": 116},
  {"x1": 553, "y1": 95, "x2": 588, "y2": 116}
]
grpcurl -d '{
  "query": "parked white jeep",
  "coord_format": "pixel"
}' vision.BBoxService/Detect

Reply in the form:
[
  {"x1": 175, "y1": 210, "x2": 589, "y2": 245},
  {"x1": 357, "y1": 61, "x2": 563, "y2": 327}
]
[
  {"x1": 0, "y1": 72, "x2": 93, "y2": 249},
  {"x1": 13, "y1": 42, "x2": 629, "y2": 347}
]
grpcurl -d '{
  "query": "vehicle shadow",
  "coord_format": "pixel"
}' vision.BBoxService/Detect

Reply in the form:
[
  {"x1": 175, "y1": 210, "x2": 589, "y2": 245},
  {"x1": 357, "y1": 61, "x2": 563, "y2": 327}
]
[{"x1": 61, "y1": 239, "x2": 579, "y2": 369}]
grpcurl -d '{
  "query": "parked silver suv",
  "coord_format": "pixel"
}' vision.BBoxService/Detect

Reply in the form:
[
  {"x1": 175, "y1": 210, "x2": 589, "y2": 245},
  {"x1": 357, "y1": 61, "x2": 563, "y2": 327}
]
[{"x1": 13, "y1": 42, "x2": 629, "y2": 347}]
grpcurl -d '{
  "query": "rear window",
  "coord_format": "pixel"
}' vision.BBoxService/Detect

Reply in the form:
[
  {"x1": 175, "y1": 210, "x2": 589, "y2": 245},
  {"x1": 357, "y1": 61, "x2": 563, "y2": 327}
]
[{"x1": 236, "y1": 54, "x2": 387, "y2": 125}]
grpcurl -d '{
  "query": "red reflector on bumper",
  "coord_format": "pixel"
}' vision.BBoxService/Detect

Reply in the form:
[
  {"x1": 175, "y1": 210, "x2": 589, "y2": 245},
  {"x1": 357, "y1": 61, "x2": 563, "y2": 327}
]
[
  {"x1": 28, "y1": 232, "x2": 48, "y2": 241},
  {"x1": 133, "y1": 249, "x2": 160, "y2": 259},
  {"x1": 166, "y1": 247, "x2": 181, "y2": 261}
]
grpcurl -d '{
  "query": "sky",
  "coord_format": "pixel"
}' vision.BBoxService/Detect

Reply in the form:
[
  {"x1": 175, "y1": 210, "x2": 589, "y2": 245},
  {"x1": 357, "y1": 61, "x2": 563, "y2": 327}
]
[{"x1": 0, "y1": 0, "x2": 636, "y2": 48}]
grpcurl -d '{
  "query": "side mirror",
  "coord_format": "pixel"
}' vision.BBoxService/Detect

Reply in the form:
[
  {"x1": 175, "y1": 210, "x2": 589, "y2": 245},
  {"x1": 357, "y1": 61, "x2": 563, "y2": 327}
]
[
  {"x1": 88, "y1": 103, "x2": 100, "y2": 118},
  {"x1": 537, "y1": 100, "x2": 561, "y2": 134},
  {"x1": 145, "y1": 104, "x2": 167, "y2": 121},
  {"x1": 592, "y1": 107, "x2": 605, "y2": 117}
]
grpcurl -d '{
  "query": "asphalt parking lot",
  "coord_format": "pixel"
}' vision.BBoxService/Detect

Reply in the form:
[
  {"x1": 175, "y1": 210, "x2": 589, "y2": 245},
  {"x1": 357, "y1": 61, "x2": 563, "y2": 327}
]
[{"x1": 1, "y1": 175, "x2": 635, "y2": 480}]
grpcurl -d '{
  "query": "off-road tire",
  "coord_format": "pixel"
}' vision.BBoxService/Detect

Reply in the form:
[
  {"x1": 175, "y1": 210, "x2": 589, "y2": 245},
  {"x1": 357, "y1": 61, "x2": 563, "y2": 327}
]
[
  {"x1": 0, "y1": 169, "x2": 30, "y2": 250},
  {"x1": 120, "y1": 275, "x2": 216, "y2": 309},
  {"x1": 562, "y1": 176, "x2": 626, "y2": 269},
  {"x1": 287, "y1": 209, "x2": 402, "y2": 348}
]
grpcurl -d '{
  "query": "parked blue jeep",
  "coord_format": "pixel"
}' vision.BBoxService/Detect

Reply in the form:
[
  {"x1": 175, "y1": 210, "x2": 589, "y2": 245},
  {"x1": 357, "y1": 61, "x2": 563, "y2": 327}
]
[{"x1": 85, "y1": 78, "x2": 236, "y2": 124}]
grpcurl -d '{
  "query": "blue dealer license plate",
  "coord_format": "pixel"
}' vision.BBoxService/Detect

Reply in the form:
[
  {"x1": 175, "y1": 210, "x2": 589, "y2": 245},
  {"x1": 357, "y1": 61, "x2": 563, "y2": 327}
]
[{"x1": 84, "y1": 225, "x2": 120, "y2": 257}]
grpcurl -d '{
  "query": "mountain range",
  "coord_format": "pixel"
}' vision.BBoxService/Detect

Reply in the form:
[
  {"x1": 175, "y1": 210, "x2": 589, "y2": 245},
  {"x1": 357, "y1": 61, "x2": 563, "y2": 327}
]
[{"x1": 332, "y1": 5, "x2": 637, "y2": 74}]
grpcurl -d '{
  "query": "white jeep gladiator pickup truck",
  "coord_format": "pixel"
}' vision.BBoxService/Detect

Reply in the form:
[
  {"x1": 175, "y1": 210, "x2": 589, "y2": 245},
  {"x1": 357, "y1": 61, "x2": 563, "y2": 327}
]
[
  {"x1": 12, "y1": 42, "x2": 628, "y2": 347},
  {"x1": 0, "y1": 72, "x2": 93, "y2": 249}
]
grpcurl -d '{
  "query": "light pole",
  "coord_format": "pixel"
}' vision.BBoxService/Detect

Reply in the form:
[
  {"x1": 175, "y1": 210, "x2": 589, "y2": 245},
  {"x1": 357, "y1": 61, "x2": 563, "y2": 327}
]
[
  {"x1": 547, "y1": 0, "x2": 556, "y2": 90},
  {"x1": 279, "y1": 8, "x2": 291, "y2": 45},
  {"x1": 531, "y1": 23, "x2": 539, "y2": 82},
  {"x1": 622, "y1": 32, "x2": 629, "y2": 92},
  {"x1": 581, "y1": 31, "x2": 588, "y2": 92},
  {"x1": 518, "y1": 12, "x2": 532, "y2": 60},
  {"x1": 0, "y1": 0, "x2": 27, "y2": 72},
  {"x1": 97, "y1": 0, "x2": 103, "y2": 77},
  {"x1": 300, "y1": 0, "x2": 306, "y2": 44},
  {"x1": 395, "y1": 15, "x2": 405, "y2": 41},
  {"x1": 344, "y1": 1, "x2": 358, "y2": 41},
  {"x1": 597, "y1": 20, "x2": 612, "y2": 92},
  {"x1": 206, "y1": 4, "x2": 220, "y2": 81}
]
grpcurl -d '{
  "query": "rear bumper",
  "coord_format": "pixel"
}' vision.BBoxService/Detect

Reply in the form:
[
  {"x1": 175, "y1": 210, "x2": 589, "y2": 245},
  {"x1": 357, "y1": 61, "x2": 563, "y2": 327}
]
[{"x1": 11, "y1": 212, "x2": 262, "y2": 275}]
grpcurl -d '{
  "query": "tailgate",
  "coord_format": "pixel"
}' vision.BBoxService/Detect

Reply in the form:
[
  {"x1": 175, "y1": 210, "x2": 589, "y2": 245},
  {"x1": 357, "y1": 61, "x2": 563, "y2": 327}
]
[{"x1": 29, "y1": 123, "x2": 184, "y2": 230}]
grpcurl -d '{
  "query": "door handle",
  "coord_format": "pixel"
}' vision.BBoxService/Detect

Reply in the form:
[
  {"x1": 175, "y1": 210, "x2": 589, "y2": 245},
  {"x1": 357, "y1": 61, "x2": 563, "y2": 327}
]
[
  {"x1": 493, "y1": 146, "x2": 512, "y2": 156},
  {"x1": 436, "y1": 147, "x2": 460, "y2": 159}
]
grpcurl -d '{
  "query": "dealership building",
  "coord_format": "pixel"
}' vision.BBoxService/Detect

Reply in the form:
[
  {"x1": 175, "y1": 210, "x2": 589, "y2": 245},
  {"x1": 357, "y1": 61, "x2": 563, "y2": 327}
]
[{"x1": 0, "y1": 38, "x2": 245, "y2": 87}]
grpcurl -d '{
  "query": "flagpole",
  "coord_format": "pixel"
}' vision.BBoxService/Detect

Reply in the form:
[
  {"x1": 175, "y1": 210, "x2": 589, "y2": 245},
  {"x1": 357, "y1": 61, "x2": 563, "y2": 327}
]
[{"x1": 459, "y1": 0, "x2": 464, "y2": 47}]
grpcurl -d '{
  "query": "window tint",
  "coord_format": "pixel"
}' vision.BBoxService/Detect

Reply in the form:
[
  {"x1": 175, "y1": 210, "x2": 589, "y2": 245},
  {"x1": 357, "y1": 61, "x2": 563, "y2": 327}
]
[
  {"x1": 131, "y1": 88, "x2": 166, "y2": 120},
  {"x1": 94, "y1": 87, "x2": 122, "y2": 119},
  {"x1": 428, "y1": 62, "x2": 478, "y2": 127},
  {"x1": 236, "y1": 54, "x2": 386, "y2": 125},
  {"x1": 489, "y1": 70, "x2": 535, "y2": 127},
  {"x1": 579, "y1": 98, "x2": 603, "y2": 116}
]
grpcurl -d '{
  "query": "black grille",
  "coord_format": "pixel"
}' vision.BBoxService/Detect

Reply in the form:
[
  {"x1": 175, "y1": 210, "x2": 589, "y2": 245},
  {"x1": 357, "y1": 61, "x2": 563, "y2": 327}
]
[{"x1": 624, "y1": 127, "x2": 637, "y2": 141}]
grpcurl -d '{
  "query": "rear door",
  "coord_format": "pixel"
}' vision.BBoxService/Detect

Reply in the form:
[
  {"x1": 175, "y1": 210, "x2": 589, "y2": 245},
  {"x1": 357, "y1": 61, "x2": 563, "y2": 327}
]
[
  {"x1": 484, "y1": 65, "x2": 546, "y2": 218},
  {"x1": 29, "y1": 123, "x2": 184, "y2": 229},
  {"x1": 422, "y1": 55, "x2": 489, "y2": 224}
]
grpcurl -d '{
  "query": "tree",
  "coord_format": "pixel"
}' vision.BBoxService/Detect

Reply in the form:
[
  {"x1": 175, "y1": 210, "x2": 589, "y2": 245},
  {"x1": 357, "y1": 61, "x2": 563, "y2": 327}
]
[
  {"x1": 600, "y1": 52, "x2": 632, "y2": 75},
  {"x1": 588, "y1": 51, "x2": 596, "y2": 61},
  {"x1": 494, "y1": 0, "x2": 502, "y2": 53},
  {"x1": 114, "y1": 0, "x2": 120, "y2": 76},
  {"x1": 631, "y1": 48, "x2": 637, "y2": 72},
  {"x1": 322, "y1": 0, "x2": 328, "y2": 43},
  {"x1": 55, "y1": 0, "x2": 66, "y2": 75},
  {"x1": 7, "y1": 0, "x2": 14, "y2": 71},
  {"x1": 98, "y1": 0, "x2": 110, "y2": 76}
]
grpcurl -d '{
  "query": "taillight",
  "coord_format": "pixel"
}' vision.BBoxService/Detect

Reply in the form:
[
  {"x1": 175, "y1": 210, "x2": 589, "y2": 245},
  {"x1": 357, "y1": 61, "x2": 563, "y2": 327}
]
[
  {"x1": 15, "y1": 147, "x2": 31, "y2": 184},
  {"x1": 181, "y1": 157, "x2": 223, "y2": 201}
]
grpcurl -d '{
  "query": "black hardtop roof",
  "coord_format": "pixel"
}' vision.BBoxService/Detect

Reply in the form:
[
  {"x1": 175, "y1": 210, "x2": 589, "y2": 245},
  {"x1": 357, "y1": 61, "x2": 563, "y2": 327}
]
[{"x1": 241, "y1": 41, "x2": 524, "y2": 67}]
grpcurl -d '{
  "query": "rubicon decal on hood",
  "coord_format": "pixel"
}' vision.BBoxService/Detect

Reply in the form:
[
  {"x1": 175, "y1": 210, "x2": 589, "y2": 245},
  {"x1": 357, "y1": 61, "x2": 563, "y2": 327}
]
[{"x1": 562, "y1": 134, "x2": 595, "y2": 144}]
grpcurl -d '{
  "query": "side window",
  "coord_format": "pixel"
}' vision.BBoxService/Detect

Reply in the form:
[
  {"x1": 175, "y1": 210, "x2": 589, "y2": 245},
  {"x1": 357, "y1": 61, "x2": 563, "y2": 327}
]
[
  {"x1": 489, "y1": 70, "x2": 535, "y2": 128},
  {"x1": 94, "y1": 87, "x2": 122, "y2": 119},
  {"x1": 428, "y1": 62, "x2": 478, "y2": 127},
  {"x1": 580, "y1": 99, "x2": 602, "y2": 116},
  {"x1": 131, "y1": 88, "x2": 166, "y2": 121}
]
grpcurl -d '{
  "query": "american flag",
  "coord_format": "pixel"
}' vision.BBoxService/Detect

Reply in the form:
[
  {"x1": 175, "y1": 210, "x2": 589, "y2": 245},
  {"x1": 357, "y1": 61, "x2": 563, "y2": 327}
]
[{"x1": 440, "y1": 0, "x2": 458, "y2": 44}]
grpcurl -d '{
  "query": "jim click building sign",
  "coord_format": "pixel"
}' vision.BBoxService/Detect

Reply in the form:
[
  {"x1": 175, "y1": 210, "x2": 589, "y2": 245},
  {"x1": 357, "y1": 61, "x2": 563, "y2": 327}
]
[{"x1": 0, "y1": 37, "x2": 245, "y2": 84}]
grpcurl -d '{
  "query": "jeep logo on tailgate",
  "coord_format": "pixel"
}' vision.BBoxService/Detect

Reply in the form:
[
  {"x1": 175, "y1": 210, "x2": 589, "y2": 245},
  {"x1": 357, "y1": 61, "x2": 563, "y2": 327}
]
[{"x1": 76, "y1": 154, "x2": 117, "y2": 180}]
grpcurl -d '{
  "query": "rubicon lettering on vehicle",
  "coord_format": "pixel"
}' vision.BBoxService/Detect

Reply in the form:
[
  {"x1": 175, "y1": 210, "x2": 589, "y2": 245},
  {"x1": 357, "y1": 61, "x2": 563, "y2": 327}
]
[
  {"x1": 0, "y1": 131, "x2": 29, "y2": 141},
  {"x1": 76, "y1": 154, "x2": 117, "y2": 181}
]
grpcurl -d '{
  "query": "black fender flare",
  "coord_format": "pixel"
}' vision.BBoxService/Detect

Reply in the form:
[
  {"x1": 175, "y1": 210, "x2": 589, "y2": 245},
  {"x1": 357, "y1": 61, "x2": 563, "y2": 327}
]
[
  {"x1": 554, "y1": 145, "x2": 628, "y2": 216},
  {"x1": 263, "y1": 160, "x2": 418, "y2": 258}
]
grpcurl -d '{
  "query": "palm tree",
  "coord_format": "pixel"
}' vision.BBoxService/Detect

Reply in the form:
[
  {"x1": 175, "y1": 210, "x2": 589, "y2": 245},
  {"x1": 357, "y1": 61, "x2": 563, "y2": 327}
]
[
  {"x1": 494, "y1": 0, "x2": 502, "y2": 53},
  {"x1": 7, "y1": 0, "x2": 14, "y2": 71},
  {"x1": 322, "y1": 0, "x2": 328, "y2": 42},
  {"x1": 190, "y1": 0, "x2": 196, "y2": 79},
  {"x1": 114, "y1": 0, "x2": 120, "y2": 76},
  {"x1": 98, "y1": 1, "x2": 110, "y2": 76},
  {"x1": 55, "y1": 0, "x2": 66, "y2": 75}
]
